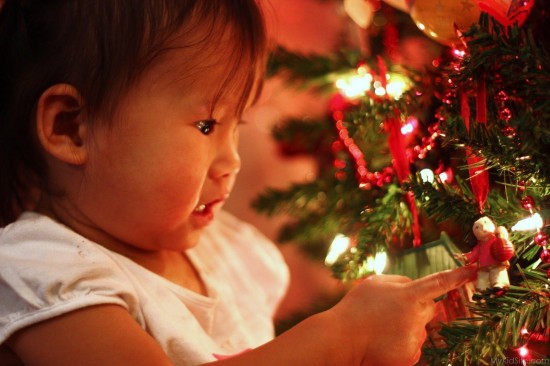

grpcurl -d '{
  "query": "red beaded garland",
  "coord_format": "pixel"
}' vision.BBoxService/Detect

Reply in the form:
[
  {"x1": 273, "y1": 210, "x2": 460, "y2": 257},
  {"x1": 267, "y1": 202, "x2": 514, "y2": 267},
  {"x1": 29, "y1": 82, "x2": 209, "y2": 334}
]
[
  {"x1": 499, "y1": 108, "x2": 512, "y2": 123},
  {"x1": 534, "y1": 232, "x2": 548, "y2": 247},
  {"x1": 521, "y1": 196, "x2": 536, "y2": 210},
  {"x1": 495, "y1": 90, "x2": 508, "y2": 103},
  {"x1": 501, "y1": 125, "x2": 516, "y2": 138},
  {"x1": 333, "y1": 116, "x2": 394, "y2": 189},
  {"x1": 540, "y1": 249, "x2": 550, "y2": 264}
]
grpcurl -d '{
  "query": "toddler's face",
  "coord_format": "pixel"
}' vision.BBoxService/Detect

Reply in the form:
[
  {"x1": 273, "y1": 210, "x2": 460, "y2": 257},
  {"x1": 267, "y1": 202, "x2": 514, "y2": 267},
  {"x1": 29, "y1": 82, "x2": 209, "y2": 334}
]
[{"x1": 74, "y1": 36, "x2": 249, "y2": 252}]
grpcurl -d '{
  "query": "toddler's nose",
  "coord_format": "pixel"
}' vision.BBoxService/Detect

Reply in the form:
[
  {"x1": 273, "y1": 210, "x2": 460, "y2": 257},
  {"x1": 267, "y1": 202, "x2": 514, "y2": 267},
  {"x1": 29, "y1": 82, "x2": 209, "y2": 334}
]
[{"x1": 211, "y1": 141, "x2": 241, "y2": 179}]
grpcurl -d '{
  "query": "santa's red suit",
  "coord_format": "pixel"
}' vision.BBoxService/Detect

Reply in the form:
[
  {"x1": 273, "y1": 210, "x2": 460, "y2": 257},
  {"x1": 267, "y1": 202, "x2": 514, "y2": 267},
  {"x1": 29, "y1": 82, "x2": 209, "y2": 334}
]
[{"x1": 464, "y1": 234, "x2": 512, "y2": 291}]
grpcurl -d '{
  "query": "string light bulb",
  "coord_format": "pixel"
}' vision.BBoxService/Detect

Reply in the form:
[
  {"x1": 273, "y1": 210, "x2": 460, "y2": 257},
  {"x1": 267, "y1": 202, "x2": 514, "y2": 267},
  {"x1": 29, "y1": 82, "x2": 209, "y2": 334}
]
[
  {"x1": 365, "y1": 251, "x2": 388, "y2": 275},
  {"x1": 325, "y1": 234, "x2": 351, "y2": 265},
  {"x1": 511, "y1": 213, "x2": 543, "y2": 232},
  {"x1": 333, "y1": 66, "x2": 411, "y2": 100}
]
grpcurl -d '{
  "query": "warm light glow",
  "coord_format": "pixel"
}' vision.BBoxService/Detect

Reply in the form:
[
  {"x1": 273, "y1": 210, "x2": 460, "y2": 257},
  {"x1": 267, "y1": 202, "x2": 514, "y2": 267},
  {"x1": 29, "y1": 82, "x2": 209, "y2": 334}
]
[
  {"x1": 334, "y1": 74, "x2": 373, "y2": 99},
  {"x1": 518, "y1": 346, "x2": 529, "y2": 358},
  {"x1": 511, "y1": 213, "x2": 543, "y2": 232},
  {"x1": 385, "y1": 74, "x2": 409, "y2": 99},
  {"x1": 400, "y1": 117, "x2": 418, "y2": 135},
  {"x1": 365, "y1": 251, "x2": 388, "y2": 274},
  {"x1": 401, "y1": 123, "x2": 414, "y2": 135},
  {"x1": 334, "y1": 68, "x2": 410, "y2": 100},
  {"x1": 420, "y1": 169, "x2": 435, "y2": 183},
  {"x1": 325, "y1": 234, "x2": 351, "y2": 265},
  {"x1": 374, "y1": 87, "x2": 386, "y2": 96},
  {"x1": 452, "y1": 47, "x2": 466, "y2": 59}
]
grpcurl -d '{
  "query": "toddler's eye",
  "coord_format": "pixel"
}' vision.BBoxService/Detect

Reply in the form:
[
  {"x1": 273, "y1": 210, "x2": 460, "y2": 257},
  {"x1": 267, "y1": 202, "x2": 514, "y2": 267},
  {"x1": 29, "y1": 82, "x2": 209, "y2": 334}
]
[{"x1": 195, "y1": 119, "x2": 217, "y2": 135}]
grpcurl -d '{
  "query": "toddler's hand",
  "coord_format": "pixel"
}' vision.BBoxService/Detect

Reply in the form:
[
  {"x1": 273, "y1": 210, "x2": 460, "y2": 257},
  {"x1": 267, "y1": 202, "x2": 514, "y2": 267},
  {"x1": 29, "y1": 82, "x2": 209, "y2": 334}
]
[{"x1": 328, "y1": 265, "x2": 476, "y2": 366}]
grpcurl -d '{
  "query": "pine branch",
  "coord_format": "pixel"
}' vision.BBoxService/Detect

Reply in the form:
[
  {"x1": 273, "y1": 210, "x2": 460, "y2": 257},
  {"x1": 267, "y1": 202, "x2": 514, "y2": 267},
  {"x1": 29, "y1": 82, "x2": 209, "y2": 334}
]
[
  {"x1": 408, "y1": 174, "x2": 478, "y2": 225},
  {"x1": 441, "y1": 13, "x2": 550, "y2": 187},
  {"x1": 424, "y1": 269, "x2": 550, "y2": 365},
  {"x1": 331, "y1": 185, "x2": 417, "y2": 280},
  {"x1": 267, "y1": 46, "x2": 362, "y2": 91}
]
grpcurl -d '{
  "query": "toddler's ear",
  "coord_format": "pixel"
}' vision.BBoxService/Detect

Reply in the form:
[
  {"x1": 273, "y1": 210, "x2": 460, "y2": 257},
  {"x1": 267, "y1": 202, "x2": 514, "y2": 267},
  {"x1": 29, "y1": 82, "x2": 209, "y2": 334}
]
[{"x1": 36, "y1": 84, "x2": 88, "y2": 165}]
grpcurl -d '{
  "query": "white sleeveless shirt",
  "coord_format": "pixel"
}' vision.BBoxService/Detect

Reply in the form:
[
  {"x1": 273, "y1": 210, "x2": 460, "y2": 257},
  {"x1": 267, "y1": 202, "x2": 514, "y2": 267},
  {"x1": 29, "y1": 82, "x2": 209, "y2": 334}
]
[{"x1": 0, "y1": 211, "x2": 289, "y2": 365}]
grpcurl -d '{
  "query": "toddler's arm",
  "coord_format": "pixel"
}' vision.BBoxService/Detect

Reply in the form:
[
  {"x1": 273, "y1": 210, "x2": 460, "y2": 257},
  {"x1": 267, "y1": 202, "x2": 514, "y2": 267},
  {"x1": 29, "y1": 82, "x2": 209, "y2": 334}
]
[
  {"x1": 210, "y1": 265, "x2": 476, "y2": 366},
  {"x1": 6, "y1": 304, "x2": 174, "y2": 366},
  {"x1": 6, "y1": 266, "x2": 475, "y2": 366}
]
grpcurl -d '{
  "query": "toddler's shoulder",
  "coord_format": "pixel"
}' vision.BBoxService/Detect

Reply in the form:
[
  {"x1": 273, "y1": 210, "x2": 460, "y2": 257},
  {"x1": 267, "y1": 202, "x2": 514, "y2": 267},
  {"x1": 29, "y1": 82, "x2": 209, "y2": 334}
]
[
  {"x1": 0, "y1": 212, "x2": 140, "y2": 345},
  {"x1": 0, "y1": 212, "x2": 133, "y2": 278}
]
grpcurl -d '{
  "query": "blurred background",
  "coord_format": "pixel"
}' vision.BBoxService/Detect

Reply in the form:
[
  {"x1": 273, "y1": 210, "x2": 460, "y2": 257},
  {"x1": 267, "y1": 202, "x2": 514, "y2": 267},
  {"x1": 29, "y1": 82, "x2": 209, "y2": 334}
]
[{"x1": 225, "y1": 0, "x2": 351, "y2": 323}]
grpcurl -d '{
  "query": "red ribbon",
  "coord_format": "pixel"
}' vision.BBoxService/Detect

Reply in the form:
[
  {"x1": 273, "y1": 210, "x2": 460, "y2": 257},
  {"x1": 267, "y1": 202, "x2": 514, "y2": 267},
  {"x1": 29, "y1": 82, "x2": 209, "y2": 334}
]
[
  {"x1": 385, "y1": 110, "x2": 421, "y2": 247},
  {"x1": 378, "y1": 57, "x2": 422, "y2": 247},
  {"x1": 460, "y1": 77, "x2": 489, "y2": 213},
  {"x1": 379, "y1": 56, "x2": 421, "y2": 247}
]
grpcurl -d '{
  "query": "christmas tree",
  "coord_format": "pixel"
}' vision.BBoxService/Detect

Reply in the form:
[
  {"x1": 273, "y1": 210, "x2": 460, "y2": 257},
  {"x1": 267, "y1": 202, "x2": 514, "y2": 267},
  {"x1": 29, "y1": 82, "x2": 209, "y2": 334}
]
[{"x1": 253, "y1": 0, "x2": 550, "y2": 363}]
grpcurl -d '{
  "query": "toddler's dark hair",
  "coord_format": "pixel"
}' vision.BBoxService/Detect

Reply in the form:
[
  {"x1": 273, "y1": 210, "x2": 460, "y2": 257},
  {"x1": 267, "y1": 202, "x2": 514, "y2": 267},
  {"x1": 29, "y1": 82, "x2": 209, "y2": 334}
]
[{"x1": 0, "y1": 0, "x2": 267, "y2": 226}]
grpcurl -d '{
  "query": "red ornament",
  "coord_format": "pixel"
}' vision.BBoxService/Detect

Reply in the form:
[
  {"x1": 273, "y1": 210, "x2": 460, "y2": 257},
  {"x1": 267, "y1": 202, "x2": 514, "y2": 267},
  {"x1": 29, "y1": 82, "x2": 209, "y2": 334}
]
[
  {"x1": 534, "y1": 232, "x2": 548, "y2": 247},
  {"x1": 540, "y1": 249, "x2": 550, "y2": 264},
  {"x1": 521, "y1": 195, "x2": 536, "y2": 210},
  {"x1": 501, "y1": 125, "x2": 516, "y2": 137},
  {"x1": 491, "y1": 237, "x2": 515, "y2": 261},
  {"x1": 499, "y1": 108, "x2": 513, "y2": 123},
  {"x1": 476, "y1": 0, "x2": 535, "y2": 27},
  {"x1": 495, "y1": 90, "x2": 509, "y2": 103}
]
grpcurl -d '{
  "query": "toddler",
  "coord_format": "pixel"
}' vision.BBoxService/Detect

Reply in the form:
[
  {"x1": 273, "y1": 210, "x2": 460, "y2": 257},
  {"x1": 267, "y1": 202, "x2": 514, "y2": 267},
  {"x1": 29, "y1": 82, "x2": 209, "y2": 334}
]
[{"x1": 0, "y1": 0, "x2": 476, "y2": 365}]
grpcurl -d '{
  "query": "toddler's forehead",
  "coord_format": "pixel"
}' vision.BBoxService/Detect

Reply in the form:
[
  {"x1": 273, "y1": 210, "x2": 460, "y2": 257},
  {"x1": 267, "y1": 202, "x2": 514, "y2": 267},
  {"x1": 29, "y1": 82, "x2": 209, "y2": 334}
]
[{"x1": 154, "y1": 35, "x2": 251, "y2": 93}]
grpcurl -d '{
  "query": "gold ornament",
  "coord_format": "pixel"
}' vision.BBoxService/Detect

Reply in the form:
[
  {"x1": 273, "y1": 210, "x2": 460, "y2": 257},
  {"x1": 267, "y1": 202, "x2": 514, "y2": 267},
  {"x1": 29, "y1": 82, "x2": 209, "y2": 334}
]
[{"x1": 409, "y1": 0, "x2": 481, "y2": 47}]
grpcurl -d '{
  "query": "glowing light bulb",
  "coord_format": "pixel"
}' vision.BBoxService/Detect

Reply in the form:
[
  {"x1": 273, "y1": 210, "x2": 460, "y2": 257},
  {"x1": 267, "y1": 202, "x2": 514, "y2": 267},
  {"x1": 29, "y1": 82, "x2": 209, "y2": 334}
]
[
  {"x1": 452, "y1": 47, "x2": 466, "y2": 59},
  {"x1": 420, "y1": 169, "x2": 435, "y2": 183},
  {"x1": 365, "y1": 251, "x2": 388, "y2": 274},
  {"x1": 518, "y1": 346, "x2": 529, "y2": 358},
  {"x1": 511, "y1": 213, "x2": 543, "y2": 232},
  {"x1": 401, "y1": 124, "x2": 413, "y2": 135},
  {"x1": 374, "y1": 87, "x2": 386, "y2": 96},
  {"x1": 333, "y1": 68, "x2": 410, "y2": 100},
  {"x1": 373, "y1": 252, "x2": 387, "y2": 274},
  {"x1": 325, "y1": 234, "x2": 351, "y2": 265}
]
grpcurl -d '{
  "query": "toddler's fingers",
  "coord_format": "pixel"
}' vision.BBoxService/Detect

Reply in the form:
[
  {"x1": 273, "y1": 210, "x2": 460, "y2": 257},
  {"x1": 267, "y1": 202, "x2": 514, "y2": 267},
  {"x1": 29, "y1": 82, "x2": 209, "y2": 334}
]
[
  {"x1": 365, "y1": 274, "x2": 412, "y2": 284},
  {"x1": 406, "y1": 265, "x2": 477, "y2": 301}
]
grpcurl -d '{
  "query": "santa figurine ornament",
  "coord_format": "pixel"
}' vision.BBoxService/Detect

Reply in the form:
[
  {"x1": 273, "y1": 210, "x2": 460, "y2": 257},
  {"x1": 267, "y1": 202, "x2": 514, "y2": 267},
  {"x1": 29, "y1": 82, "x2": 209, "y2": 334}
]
[{"x1": 455, "y1": 216, "x2": 515, "y2": 296}]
